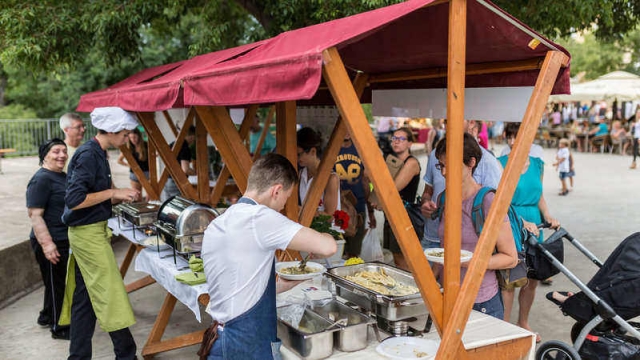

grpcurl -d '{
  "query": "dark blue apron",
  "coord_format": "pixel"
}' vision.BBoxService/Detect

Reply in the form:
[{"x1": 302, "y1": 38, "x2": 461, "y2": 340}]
[{"x1": 208, "y1": 197, "x2": 282, "y2": 360}]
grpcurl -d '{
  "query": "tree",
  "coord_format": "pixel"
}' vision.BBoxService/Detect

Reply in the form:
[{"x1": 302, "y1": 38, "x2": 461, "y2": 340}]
[{"x1": 2, "y1": 0, "x2": 640, "y2": 117}]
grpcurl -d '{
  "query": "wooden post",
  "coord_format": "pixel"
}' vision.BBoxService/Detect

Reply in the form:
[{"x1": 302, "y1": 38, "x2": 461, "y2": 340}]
[
  {"x1": 195, "y1": 106, "x2": 252, "y2": 193},
  {"x1": 321, "y1": 46, "x2": 445, "y2": 333},
  {"x1": 148, "y1": 141, "x2": 159, "y2": 199},
  {"x1": 275, "y1": 101, "x2": 299, "y2": 221},
  {"x1": 443, "y1": 0, "x2": 467, "y2": 326},
  {"x1": 436, "y1": 50, "x2": 569, "y2": 360},
  {"x1": 137, "y1": 112, "x2": 198, "y2": 200},
  {"x1": 194, "y1": 114, "x2": 210, "y2": 204},
  {"x1": 118, "y1": 144, "x2": 159, "y2": 200},
  {"x1": 298, "y1": 73, "x2": 368, "y2": 227},
  {"x1": 162, "y1": 110, "x2": 179, "y2": 137}
]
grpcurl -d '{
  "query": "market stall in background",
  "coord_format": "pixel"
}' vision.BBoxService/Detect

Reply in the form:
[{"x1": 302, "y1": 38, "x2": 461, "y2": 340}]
[{"x1": 76, "y1": 0, "x2": 571, "y2": 358}]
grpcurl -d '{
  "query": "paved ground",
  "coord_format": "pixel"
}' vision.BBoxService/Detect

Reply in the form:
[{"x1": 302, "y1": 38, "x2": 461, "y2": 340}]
[{"x1": 1, "y1": 143, "x2": 640, "y2": 358}]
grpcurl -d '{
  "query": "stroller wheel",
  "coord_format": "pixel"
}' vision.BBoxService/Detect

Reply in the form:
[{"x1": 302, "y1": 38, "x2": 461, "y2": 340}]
[{"x1": 536, "y1": 340, "x2": 581, "y2": 360}]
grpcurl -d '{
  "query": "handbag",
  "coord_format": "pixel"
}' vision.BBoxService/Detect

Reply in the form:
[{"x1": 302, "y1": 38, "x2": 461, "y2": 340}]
[
  {"x1": 497, "y1": 251, "x2": 528, "y2": 289},
  {"x1": 526, "y1": 233, "x2": 564, "y2": 280},
  {"x1": 404, "y1": 201, "x2": 425, "y2": 240},
  {"x1": 197, "y1": 321, "x2": 220, "y2": 360}
]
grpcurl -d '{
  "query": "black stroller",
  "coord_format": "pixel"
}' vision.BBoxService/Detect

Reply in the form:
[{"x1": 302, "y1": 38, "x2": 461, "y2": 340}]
[{"x1": 532, "y1": 228, "x2": 640, "y2": 360}]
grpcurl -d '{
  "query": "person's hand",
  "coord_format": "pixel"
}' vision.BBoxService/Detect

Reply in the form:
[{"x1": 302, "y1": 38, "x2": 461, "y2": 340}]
[
  {"x1": 275, "y1": 278, "x2": 304, "y2": 294},
  {"x1": 112, "y1": 188, "x2": 141, "y2": 203},
  {"x1": 544, "y1": 216, "x2": 560, "y2": 229},
  {"x1": 42, "y1": 242, "x2": 60, "y2": 265},
  {"x1": 522, "y1": 220, "x2": 540, "y2": 237},
  {"x1": 420, "y1": 200, "x2": 437, "y2": 218}
]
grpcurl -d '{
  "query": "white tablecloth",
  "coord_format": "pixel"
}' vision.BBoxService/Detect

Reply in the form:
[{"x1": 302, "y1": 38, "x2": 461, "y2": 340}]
[
  {"x1": 278, "y1": 280, "x2": 535, "y2": 360},
  {"x1": 135, "y1": 248, "x2": 208, "y2": 322},
  {"x1": 108, "y1": 217, "x2": 148, "y2": 242}
]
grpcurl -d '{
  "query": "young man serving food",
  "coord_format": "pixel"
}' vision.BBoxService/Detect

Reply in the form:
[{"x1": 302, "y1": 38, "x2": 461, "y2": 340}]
[{"x1": 200, "y1": 153, "x2": 337, "y2": 360}]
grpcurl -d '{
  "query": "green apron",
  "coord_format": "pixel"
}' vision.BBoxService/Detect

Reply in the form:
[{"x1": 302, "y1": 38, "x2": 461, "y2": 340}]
[{"x1": 59, "y1": 221, "x2": 135, "y2": 332}]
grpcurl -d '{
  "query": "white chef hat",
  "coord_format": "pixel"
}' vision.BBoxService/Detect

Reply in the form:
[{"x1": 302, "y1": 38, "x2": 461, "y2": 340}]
[{"x1": 90, "y1": 107, "x2": 138, "y2": 133}]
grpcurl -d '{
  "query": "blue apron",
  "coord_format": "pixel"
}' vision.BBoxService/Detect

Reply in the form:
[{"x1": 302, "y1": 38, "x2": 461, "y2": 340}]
[{"x1": 208, "y1": 197, "x2": 282, "y2": 360}]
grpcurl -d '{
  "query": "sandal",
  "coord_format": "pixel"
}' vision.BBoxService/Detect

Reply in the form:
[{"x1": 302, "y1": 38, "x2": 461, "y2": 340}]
[
  {"x1": 535, "y1": 332, "x2": 541, "y2": 344},
  {"x1": 541, "y1": 278, "x2": 553, "y2": 285}
]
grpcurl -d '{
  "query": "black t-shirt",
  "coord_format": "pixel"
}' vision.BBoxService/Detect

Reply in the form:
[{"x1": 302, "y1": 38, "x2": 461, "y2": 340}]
[
  {"x1": 168, "y1": 141, "x2": 193, "y2": 180},
  {"x1": 26, "y1": 168, "x2": 68, "y2": 241},
  {"x1": 131, "y1": 145, "x2": 150, "y2": 172}
]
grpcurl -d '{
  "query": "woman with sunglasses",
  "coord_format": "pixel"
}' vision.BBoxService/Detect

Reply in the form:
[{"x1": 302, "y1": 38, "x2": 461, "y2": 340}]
[
  {"x1": 379, "y1": 127, "x2": 421, "y2": 270},
  {"x1": 26, "y1": 138, "x2": 70, "y2": 339}
]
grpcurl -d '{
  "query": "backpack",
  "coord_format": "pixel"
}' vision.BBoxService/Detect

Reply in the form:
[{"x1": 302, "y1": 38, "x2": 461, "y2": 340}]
[
  {"x1": 435, "y1": 187, "x2": 526, "y2": 251},
  {"x1": 435, "y1": 187, "x2": 529, "y2": 287}
]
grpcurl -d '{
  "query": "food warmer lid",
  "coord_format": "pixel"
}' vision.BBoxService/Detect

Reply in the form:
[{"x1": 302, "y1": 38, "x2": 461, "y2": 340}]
[
  {"x1": 118, "y1": 202, "x2": 160, "y2": 215},
  {"x1": 157, "y1": 196, "x2": 219, "y2": 236}
]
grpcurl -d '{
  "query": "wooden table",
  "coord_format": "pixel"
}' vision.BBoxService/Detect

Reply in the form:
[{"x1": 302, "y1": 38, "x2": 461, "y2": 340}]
[{"x1": 134, "y1": 248, "x2": 209, "y2": 359}]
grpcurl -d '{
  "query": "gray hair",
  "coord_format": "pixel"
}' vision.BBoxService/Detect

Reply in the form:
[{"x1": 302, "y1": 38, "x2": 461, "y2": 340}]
[{"x1": 59, "y1": 113, "x2": 83, "y2": 130}]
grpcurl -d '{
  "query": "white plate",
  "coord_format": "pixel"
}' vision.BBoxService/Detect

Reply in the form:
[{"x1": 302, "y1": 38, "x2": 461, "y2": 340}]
[
  {"x1": 139, "y1": 236, "x2": 171, "y2": 251},
  {"x1": 275, "y1": 261, "x2": 326, "y2": 281},
  {"x1": 376, "y1": 337, "x2": 440, "y2": 359},
  {"x1": 424, "y1": 248, "x2": 473, "y2": 264}
]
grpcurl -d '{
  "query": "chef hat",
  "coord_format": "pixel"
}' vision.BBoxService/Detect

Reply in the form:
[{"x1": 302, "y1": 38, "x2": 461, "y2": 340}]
[{"x1": 90, "y1": 107, "x2": 138, "y2": 133}]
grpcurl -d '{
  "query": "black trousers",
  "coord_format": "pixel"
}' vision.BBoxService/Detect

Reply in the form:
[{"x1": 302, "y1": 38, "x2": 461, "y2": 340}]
[
  {"x1": 31, "y1": 238, "x2": 69, "y2": 333},
  {"x1": 68, "y1": 263, "x2": 137, "y2": 360},
  {"x1": 634, "y1": 138, "x2": 639, "y2": 162}
]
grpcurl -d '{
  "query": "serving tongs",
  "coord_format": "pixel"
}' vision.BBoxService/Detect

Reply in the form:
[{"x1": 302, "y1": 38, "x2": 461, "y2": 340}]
[{"x1": 298, "y1": 253, "x2": 311, "y2": 271}]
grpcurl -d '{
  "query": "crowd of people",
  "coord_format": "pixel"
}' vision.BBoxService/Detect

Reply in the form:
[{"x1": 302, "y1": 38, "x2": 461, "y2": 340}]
[{"x1": 28, "y1": 106, "x2": 598, "y2": 358}]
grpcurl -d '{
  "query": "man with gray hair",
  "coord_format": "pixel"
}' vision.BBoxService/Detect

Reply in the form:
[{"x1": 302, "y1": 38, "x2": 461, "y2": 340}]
[{"x1": 59, "y1": 113, "x2": 86, "y2": 172}]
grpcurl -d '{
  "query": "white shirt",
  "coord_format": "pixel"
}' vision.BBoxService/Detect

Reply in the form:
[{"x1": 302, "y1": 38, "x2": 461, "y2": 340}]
[
  {"x1": 299, "y1": 167, "x2": 341, "y2": 212},
  {"x1": 202, "y1": 201, "x2": 302, "y2": 323},
  {"x1": 557, "y1": 147, "x2": 570, "y2": 172},
  {"x1": 499, "y1": 143, "x2": 545, "y2": 160}
]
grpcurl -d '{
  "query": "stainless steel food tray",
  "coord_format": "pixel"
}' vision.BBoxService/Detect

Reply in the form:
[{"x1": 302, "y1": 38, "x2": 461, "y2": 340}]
[
  {"x1": 324, "y1": 263, "x2": 428, "y2": 321},
  {"x1": 277, "y1": 306, "x2": 339, "y2": 360},
  {"x1": 310, "y1": 300, "x2": 375, "y2": 352}
]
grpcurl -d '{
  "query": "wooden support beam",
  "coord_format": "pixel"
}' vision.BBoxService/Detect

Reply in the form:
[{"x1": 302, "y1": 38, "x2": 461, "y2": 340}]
[
  {"x1": 148, "y1": 141, "x2": 159, "y2": 199},
  {"x1": 253, "y1": 106, "x2": 275, "y2": 160},
  {"x1": 195, "y1": 106, "x2": 252, "y2": 193},
  {"x1": 162, "y1": 110, "x2": 179, "y2": 137},
  {"x1": 137, "y1": 112, "x2": 198, "y2": 200},
  {"x1": 156, "y1": 113, "x2": 195, "y2": 192},
  {"x1": 275, "y1": 101, "x2": 299, "y2": 221},
  {"x1": 207, "y1": 105, "x2": 258, "y2": 205},
  {"x1": 298, "y1": 73, "x2": 368, "y2": 227},
  {"x1": 194, "y1": 114, "x2": 210, "y2": 204},
  {"x1": 437, "y1": 50, "x2": 568, "y2": 360},
  {"x1": 442, "y1": 0, "x2": 466, "y2": 330},
  {"x1": 118, "y1": 144, "x2": 160, "y2": 200},
  {"x1": 322, "y1": 46, "x2": 445, "y2": 334},
  {"x1": 369, "y1": 58, "x2": 551, "y2": 84}
]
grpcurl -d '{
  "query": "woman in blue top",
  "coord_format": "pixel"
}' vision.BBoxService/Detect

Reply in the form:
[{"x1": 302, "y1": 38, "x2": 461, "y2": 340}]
[{"x1": 498, "y1": 123, "x2": 560, "y2": 343}]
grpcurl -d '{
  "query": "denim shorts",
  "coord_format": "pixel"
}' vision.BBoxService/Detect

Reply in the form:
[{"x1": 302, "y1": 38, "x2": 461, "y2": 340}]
[
  {"x1": 473, "y1": 291, "x2": 504, "y2": 320},
  {"x1": 559, "y1": 171, "x2": 570, "y2": 180}
]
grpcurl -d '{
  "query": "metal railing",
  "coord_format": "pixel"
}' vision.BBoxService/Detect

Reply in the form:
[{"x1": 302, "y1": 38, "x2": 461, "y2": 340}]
[{"x1": 0, "y1": 119, "x2": 97, "y2": 156}]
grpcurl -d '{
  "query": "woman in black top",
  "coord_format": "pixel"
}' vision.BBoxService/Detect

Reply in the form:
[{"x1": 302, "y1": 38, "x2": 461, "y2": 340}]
[
  {"x1": 26, "y1": 138, "x2": 70, "y2": 340},
  {"x1": 117, "y1": 128, "x2": 149, "y2": 194},
  {"x1": 381, "y1": 127, "x2": 421, "y2": 270}
]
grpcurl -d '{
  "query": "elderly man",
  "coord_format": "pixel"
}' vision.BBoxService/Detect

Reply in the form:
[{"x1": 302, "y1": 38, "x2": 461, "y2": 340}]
[
  {"x1": 59, "y1": 113, "x2": 86, "y2": 172},
  {"x1": 59, "y1": 107, "x2": 141, "y2": 360}
]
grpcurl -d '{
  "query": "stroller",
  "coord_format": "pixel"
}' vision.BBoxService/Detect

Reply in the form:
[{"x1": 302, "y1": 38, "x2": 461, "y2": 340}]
[{"x1": 533, "y1": 227, "x2": 640, "y2": 360}]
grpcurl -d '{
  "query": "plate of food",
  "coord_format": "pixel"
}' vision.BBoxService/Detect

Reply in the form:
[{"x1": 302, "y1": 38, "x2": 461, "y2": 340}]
[
  {"x1": 375, "y1": 336, "x2": 439, "y2": 359},
  {"x1": 275, "y1": 261, "x2": 326, "y2": 281},
  {"x1": 424, "y1": 248, "x2": 473, "y2": 264},
  {"x1": 139, "y1": 236, "x2": 170, "y2": 251}
]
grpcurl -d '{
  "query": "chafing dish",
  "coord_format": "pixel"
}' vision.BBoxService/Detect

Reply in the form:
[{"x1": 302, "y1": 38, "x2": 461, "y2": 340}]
[
  {"x1": 154, "y1": 196, "x2": 218, "y2": 255},
  {"x1": 310, "y1": 299, "x2": 374, "y2": 352},
  {"x1": 277, "y1": 306, "x2": 339, "y2": 360},
  {"x1": 116, "y1": 202, "x2": 160, "y2": 226},
  {"x1": 325, "y1": 263, "x2": 427, "y2": 321}
]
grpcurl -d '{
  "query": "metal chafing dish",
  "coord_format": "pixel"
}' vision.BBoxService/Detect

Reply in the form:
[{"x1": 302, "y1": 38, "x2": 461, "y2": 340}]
[
  {"x1": 154, "y1": 196, "x2": 218, "y2": 256},
  {"x1": 324, "y1": 263, "x2": 430, "y2": 336},
  {"x1": 116, "y1": 202, "x2": 160, "y2": 226},
  {"x1": 277, "y1": 306, "x2": 340, "y2": 360},
  {"x1": 309, "y1": 299, "x2": 375, "y2": 352}
]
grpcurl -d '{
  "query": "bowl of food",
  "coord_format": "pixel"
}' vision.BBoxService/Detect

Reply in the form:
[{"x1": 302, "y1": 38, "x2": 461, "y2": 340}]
[
  {"x1": 424, "y1": 248, "x2": 473, "y2": 264},
  {"x1": 276, "y1": 261, "x2": 326, "y2": 281}
]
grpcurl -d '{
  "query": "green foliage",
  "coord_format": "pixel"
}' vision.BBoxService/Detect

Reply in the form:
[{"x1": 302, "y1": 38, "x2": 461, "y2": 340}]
[
  {"x1": 0, "y1": 104, "x2": 37, "y2": 119},
  {"x1": 555, "y1": 33, "x2": 630, "y2": 80},
  {"x1": 310, "y1": 214, "x2": 343, "y2": 240}
]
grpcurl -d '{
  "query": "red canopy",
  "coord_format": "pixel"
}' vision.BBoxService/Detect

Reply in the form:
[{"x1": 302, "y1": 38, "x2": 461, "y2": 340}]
[{"x1": 77, "y1": 0, "x2": 570, "y2": 112}]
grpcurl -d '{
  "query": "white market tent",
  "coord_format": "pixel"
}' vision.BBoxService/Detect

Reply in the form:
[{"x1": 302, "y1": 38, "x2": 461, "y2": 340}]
[{"x1": 551, "y1": 71, "x2": 640, "y2": 102}]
